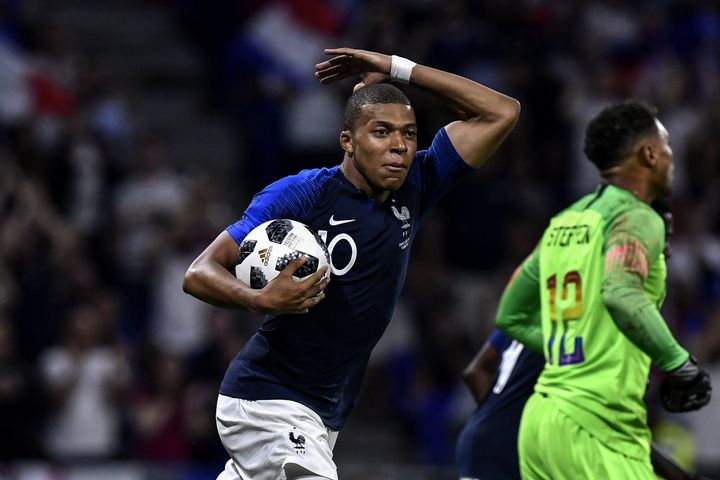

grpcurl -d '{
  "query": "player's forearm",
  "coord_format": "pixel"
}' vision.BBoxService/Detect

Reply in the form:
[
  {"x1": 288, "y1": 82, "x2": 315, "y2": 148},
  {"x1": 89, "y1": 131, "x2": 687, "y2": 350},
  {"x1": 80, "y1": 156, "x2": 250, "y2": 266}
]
[
  {"x1": 409, "y1": 64, "x2": 520, "y2": 124},
  {"x1": 496, "y1": 315, "x2": 543, "y2": 354},
  {"x1": 183, "y1": 260, "x2": 261, "y2": 313},
  {"x1": 462, "y1": 343, "x2": 501, "y2": 403},
  {"x1": 495, "y1": 274, "x2": 544, "y2": 353},
  {"x1": 410, "y1": 64, "x2": 519, "y2": 167},
  {"x1": 602, "y1": 280, "x2": 688, "y2": 372},
  {"x1": 496, "y1": 254, "x2": 544, "y2": 353}
]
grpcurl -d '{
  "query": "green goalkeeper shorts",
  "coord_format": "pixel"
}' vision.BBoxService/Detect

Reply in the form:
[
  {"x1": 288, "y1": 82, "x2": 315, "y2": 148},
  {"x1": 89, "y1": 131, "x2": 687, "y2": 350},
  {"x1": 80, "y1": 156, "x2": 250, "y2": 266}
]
[{"x1": 518, "y1": 393, "x2": 655, "y2": 480}]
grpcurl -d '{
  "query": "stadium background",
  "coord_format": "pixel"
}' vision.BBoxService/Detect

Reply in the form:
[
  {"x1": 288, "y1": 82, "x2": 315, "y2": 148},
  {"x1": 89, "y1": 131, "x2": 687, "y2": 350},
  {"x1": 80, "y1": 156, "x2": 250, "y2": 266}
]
[{"x1": 1, "y1": 0, "x2": 719, "y2": 478}]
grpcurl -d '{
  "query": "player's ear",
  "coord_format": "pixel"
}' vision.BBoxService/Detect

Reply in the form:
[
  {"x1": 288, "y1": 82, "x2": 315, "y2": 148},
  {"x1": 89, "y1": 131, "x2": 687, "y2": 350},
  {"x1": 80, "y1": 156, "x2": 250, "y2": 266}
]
[
  {"x1": 340, "y1": 129, "x2": 354, "y2": 157},
  {"x1": 638, "y1": 143, "x2": 656, "y2": 168}
]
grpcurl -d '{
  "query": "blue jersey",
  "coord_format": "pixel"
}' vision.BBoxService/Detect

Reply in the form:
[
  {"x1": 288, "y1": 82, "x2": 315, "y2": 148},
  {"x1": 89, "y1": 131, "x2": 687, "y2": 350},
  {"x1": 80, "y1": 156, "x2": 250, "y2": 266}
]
[
  {"x1": 456, "y1": 330, "x2": 545, "y2": 480},
  {"x1": 220, "y1": 128, "x2": 472, "y2": 430}
]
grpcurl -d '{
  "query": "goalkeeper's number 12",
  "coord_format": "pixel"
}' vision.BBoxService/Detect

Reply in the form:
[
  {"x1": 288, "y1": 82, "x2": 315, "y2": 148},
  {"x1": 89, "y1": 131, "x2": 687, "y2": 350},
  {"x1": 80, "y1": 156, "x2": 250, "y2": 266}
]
[{"x1": 546, "y1": 271, "x2": 585, "y2": 366}]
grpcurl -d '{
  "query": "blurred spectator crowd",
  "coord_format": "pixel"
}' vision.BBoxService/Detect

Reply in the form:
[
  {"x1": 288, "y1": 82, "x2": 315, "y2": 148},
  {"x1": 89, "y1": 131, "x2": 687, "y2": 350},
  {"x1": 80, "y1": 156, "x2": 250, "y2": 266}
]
[{"x1": 1, "y1": 0, "x2": 720, "y2": 476}]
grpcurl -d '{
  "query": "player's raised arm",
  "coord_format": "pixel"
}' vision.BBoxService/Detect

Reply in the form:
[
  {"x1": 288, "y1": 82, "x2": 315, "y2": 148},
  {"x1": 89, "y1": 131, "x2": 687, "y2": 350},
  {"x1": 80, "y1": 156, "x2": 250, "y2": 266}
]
[
  {"x1": 183, "y1": 231, "x2": 330, "y2": 315},
  {"x1": 315, "y1": 48, "x2": 520, "y2": 168}
]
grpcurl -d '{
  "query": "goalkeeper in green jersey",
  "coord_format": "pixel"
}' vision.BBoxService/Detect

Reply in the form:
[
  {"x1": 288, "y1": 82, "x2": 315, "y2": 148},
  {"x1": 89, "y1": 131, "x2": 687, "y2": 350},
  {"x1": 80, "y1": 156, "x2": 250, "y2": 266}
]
[{"x1": 497, "y1": 101, "x2": 712, "y2": 479}]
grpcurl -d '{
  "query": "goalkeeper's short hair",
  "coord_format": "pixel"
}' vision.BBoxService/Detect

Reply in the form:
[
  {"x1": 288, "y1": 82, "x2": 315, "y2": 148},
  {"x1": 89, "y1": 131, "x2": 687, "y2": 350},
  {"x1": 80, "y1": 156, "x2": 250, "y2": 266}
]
[{"x1": 584, "y1": 101, "x2": 659, "y2": 171}]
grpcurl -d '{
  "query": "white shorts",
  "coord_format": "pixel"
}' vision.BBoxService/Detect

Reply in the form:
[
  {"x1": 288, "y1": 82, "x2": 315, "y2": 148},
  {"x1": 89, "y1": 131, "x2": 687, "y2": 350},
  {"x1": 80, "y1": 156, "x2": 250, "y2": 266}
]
[{"x1": 216, "y1": 394, "x2": 339, "y2": 480}]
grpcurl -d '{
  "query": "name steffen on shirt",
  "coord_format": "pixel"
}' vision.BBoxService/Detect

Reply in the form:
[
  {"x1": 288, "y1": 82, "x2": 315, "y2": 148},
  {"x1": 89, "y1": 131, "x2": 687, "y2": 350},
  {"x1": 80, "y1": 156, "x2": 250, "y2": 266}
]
[{"x1": 545, "y1": 224, "x2": 591, "y2": 247}]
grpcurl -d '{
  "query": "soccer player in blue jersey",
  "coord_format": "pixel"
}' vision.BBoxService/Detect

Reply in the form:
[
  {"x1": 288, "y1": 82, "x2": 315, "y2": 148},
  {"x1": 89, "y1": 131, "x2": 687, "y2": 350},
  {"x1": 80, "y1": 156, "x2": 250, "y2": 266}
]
[{"x1": 183, "y1": 47, "x2": 520, "y2": 480}]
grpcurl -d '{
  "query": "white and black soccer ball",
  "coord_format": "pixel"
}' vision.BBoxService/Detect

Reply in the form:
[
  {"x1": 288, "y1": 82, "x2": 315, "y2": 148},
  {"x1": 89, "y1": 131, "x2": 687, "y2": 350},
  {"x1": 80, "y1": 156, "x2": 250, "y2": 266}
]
[{"x1": 235, "y1": 219, "x2": 331, "y2": 289}]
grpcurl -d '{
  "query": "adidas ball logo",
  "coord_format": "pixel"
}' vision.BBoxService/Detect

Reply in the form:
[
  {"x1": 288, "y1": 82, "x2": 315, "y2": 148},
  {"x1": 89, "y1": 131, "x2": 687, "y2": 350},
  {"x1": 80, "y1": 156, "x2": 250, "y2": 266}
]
[{"x1": 258, "y1": 247, "x2": 272, "y2": 266}]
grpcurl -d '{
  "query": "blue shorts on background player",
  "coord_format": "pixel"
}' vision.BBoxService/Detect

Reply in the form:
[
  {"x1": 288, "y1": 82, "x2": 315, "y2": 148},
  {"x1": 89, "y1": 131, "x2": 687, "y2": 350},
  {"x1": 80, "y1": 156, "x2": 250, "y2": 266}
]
[{"x1": 456, "y1": 329, "x2": 544, "y2": 480}]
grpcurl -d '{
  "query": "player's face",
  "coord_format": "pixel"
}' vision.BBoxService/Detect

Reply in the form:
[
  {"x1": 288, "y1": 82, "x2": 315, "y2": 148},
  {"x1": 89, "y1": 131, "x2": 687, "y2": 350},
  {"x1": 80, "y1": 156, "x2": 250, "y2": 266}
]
[
  {"x1": 652, "y1": 119, "x2": 674, "y2": 197},
  {"x1": 344, "y1": 103, "x2": 418, "y2": 195}
]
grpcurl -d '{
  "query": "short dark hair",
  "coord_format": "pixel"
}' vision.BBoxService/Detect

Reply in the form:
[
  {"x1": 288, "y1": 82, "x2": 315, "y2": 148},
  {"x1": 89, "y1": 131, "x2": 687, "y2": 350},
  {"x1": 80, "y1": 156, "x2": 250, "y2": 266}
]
[
  {"x1": 583, "y1": 100, "x2": 659, "y2": 171},
  {"x1": 344, "y1": 83, "x2": 412, "y2": 130}
]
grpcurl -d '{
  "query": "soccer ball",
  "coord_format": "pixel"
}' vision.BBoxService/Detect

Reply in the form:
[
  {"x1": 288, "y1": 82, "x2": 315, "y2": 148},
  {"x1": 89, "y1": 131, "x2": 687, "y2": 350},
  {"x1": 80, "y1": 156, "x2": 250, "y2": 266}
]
[{"x1": 235, "y1": 219, "x2": 331, "y2": 289}]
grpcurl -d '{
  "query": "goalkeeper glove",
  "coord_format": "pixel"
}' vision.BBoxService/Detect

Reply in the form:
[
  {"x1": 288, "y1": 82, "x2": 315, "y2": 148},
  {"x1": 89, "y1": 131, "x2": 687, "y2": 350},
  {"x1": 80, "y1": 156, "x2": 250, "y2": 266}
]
[{"x1": 660, "y1": 355, "x2": 712, "y2": 413}]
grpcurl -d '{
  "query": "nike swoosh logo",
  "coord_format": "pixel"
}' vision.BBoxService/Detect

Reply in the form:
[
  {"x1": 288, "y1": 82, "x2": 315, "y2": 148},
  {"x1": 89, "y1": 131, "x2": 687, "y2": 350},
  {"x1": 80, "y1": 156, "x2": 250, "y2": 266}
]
[{"x1": 329, "y1": 215, "x2": 356, "y2": 226}]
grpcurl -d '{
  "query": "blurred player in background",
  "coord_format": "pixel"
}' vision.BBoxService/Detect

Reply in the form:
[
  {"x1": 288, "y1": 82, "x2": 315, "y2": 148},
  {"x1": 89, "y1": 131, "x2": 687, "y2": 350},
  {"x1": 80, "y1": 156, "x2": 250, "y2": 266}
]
[
  {"x1": 456, "y1": 327, "x2": 544, "y2": 480},
  {"x1": 183, "y1": 48, "x2": 520, "y2": 480},
  {"x1": 496, "y1": 100, "x2": 712, "y2": 479}
]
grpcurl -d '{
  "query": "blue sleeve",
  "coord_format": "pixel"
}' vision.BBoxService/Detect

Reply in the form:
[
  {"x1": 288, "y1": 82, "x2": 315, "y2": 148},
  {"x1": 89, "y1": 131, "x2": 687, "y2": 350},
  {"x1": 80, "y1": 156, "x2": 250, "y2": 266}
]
[
  {"x1": 488, "y1": 328, "x2": 510, "y2": 352},
  {"x1": 408, "y1": 127, "x2": 475, "y2": 216},
  {"x1": 226, "y1": 167, "x2": 336, "y2": 245}
]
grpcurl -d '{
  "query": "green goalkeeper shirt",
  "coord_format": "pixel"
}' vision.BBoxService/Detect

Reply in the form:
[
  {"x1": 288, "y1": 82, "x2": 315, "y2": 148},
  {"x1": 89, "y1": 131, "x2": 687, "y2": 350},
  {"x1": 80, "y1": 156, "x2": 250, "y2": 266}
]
[{"x1": 497, "y1": 184, "x2": 689, "y2": 460}]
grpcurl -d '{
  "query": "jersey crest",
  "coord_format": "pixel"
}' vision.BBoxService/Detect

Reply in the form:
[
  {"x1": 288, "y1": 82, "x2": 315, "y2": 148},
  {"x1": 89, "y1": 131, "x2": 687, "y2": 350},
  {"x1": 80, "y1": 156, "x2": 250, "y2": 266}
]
[{"x1": 391, "y1": 203, "x2": 411, "y2": 249}]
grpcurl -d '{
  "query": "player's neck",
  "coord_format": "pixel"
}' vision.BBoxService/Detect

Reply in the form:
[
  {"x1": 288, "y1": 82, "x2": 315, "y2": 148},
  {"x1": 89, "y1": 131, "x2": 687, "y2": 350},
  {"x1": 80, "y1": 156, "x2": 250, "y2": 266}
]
[
  {"x1": 600, "y1": 168, "x2": 654, "y2": 204},
  {"x1": 339, "y1": 158, "x2": 390, "y2": 203}
]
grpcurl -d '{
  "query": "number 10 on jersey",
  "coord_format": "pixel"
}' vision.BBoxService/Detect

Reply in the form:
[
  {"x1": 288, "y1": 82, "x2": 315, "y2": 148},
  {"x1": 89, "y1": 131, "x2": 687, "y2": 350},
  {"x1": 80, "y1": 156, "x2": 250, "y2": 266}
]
[{"x1": 546, "y1": 271, "x2": 585, "y2": 366}]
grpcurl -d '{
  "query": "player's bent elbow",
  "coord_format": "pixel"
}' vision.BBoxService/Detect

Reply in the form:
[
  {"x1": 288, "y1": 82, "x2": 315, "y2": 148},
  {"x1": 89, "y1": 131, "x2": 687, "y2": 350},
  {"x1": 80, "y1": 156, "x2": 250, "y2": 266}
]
[
  {"x1": 481, "y1": 99, "x2": 521, "y2": 136},
  {"x1": 182, "y1": 264, "x2": 201, "y2": 295},
  {"x1": 466, "y1": 98, "x2": 520, "y2": 129},
  {"x1": 504, "y1": 98, "x2": 522, "y2": 122},
  {"x1": 493, "y1": 98, "x2": 521, "y2": 130}
]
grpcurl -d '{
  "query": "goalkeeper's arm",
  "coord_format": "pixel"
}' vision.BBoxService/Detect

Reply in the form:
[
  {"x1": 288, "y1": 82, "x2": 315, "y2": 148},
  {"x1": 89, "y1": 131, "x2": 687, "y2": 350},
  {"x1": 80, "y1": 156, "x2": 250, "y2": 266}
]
[
  {"x1": 496, "y1": 249, "x2": 544, "y2": 354},
  {"x1": 601, "y1": 209, "x2": 688, "y2": 372},
  {"x1": 602, "y1": 267, "x2": 688, "y2": 371},
  {"x1": 602, "y1": 209, "x2": 711, "y2": 411}
]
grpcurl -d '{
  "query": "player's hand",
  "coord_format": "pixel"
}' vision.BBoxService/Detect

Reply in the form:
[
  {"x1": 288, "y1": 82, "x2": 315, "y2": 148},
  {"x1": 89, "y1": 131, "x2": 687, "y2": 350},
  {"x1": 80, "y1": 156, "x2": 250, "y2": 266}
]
[
  {"x1": 315, "y1": 48, "x2": 391, "y2": 87},
  {"x1": 254, "y1": 256, "x2": 330, "y2": 315},
  {"x1": 660, "y1": 355, "x2": 712, "y2": 413}
]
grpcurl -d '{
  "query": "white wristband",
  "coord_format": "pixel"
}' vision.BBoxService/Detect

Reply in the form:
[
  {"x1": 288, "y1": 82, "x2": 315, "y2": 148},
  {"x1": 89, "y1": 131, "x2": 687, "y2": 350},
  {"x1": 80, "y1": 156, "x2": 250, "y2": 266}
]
[{"x1": 390, "y1": 55, "x2": 416, "y2": 84}]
